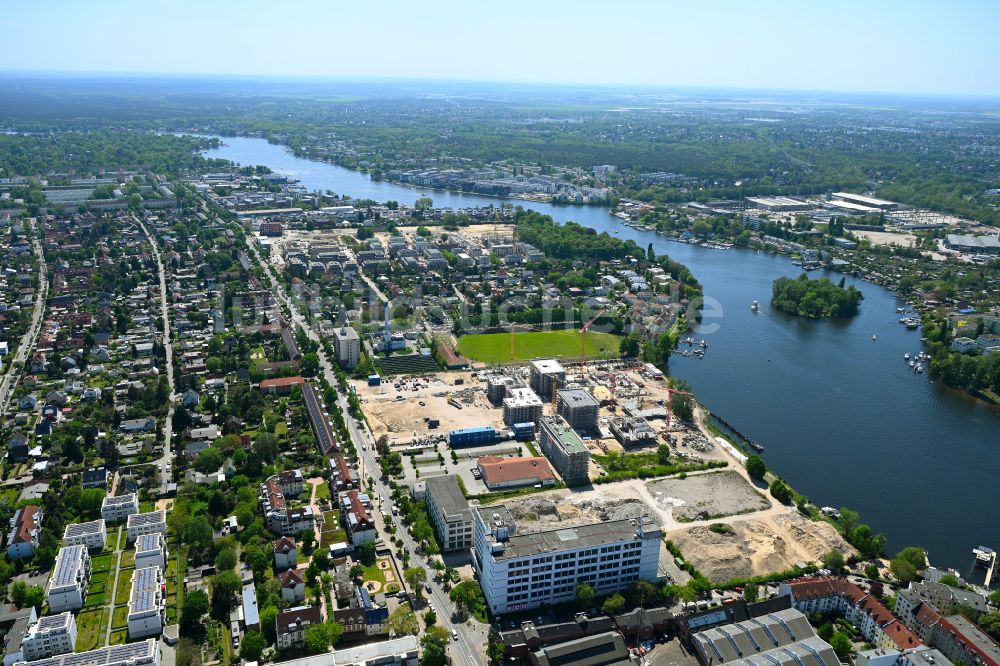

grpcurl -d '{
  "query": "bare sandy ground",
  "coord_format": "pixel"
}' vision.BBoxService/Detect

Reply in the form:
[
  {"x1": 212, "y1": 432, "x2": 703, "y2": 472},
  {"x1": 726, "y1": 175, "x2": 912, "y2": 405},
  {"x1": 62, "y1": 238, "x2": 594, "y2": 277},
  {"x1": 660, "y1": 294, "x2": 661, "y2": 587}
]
[
  {"x1": 672, "y1": 512, "x2": 853, "y2": 583},
  {"x1": 647, "y1": 471, "x2": 770, "y2": 522},
  {"x1": 353, "y1": 371, "x2": 505, "y2": 441}
]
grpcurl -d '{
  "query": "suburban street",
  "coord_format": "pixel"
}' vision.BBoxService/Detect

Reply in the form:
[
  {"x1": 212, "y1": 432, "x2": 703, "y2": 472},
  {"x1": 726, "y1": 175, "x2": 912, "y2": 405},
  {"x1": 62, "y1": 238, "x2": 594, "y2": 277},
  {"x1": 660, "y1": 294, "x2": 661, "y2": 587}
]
[
  {"x1": 135, "y1": 216, "x2": 176, "y2": 486},
  {"x1": 0, "y1": 233, "x2": 48, "y2": 420},
  {"x1": 244, "y1": 235, "x2": 488, "y2": 665}
]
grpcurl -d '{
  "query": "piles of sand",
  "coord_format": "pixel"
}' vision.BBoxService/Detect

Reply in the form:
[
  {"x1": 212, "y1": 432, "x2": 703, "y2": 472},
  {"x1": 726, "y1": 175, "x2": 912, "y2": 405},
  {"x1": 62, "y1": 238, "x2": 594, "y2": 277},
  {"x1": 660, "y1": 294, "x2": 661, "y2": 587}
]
[{"x1": 670, "y1": 513, "x2": 855, "y2": 583}]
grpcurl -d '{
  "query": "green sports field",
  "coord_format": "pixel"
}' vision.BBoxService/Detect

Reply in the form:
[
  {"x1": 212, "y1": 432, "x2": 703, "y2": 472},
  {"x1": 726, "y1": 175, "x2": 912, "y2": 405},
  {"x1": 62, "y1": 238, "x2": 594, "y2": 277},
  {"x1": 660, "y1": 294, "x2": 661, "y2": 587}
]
[{"x1": 456, "y1": 330, "x2": 622, "y2": 364}]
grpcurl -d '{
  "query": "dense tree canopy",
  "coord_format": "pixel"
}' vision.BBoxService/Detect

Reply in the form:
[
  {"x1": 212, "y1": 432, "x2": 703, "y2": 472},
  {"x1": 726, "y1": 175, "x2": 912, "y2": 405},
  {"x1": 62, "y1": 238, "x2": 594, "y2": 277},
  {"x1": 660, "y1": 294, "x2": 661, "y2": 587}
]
[{"x1": 772, "y1": 274, "x2": 863, "y2": 318}]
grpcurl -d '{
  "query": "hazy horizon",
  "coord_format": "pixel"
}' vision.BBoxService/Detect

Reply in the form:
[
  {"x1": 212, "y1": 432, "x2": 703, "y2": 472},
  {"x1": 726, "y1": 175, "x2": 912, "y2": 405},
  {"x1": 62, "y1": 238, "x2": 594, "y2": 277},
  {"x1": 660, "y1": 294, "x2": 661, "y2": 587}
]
[{"x1": 3, "y1": 0, "x2": 999, "y2": 98}]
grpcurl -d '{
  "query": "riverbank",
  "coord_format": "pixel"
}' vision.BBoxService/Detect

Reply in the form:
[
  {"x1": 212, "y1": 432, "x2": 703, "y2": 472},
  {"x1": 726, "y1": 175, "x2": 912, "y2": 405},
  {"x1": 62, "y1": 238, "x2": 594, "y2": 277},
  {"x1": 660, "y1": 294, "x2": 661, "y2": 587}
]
[
  {"x1": 204, "y1": 135, "x2": 1000, "y2": 571},
  {"x1": 286, "y1": 146, "x2": 616, "y2": 208}
]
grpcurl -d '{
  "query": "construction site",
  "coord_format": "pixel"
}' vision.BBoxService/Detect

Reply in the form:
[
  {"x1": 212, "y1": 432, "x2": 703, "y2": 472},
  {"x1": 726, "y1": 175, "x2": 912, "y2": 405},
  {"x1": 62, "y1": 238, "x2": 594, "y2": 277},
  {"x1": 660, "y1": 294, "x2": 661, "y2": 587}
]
[{"x1": 351, "y1": 350, "x2": 855, "y2": 585}]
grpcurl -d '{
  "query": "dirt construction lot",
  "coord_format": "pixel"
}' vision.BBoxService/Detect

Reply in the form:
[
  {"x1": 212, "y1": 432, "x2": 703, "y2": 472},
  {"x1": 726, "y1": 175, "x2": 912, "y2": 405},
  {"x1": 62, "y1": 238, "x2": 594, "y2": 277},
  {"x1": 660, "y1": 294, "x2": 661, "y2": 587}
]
[
  {"x1": 647, "y1": 471, "x2": 770, "y2": 522},
  {"x1": 491, "y1": 466, "x2": 853, "y2": 584},
  {"x1": 352, "y1": 371, "x2": 505, "y2": 442},
  {"x1": 671, "y1": 512, "x2": 853, "y2": 583}
]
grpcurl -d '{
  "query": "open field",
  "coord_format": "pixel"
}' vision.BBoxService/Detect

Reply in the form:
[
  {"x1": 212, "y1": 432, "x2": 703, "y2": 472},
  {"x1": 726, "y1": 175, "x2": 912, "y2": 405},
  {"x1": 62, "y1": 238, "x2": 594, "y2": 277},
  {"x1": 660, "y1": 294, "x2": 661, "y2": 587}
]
[
  {"x1": 456, "y1": 330, "x2": 622, "y2": 364},
  {"x1": 646, "y1": 471, "x2": 769, "y2": 522}
]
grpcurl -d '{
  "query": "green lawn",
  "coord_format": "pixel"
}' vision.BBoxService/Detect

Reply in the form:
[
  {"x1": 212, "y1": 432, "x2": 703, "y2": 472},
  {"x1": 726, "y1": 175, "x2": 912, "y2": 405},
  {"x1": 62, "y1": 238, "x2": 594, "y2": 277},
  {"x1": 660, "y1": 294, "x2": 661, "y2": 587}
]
[
  {"x1": 361, "y1": 558, "x2": 391, "y2": 585},
  {"x1": 91, "y1": 554, "x2": 113, "y2": 573},
  {"x1": 75, "y1": 609, "x2": 105, "y2": 651},
  {"x1": 112, "y1": 605, "x2": 129, "y2": 629},
  {"x1": 120, "y1": 550, "x2": 135, "y2": 568},
  {"x1": 109, "y1": 630, "x2": 127, "y2": 646},
  {"x1": 314, "y1": 481, "x2": 330, "y2": 500},
  {"x1": 320, "y1": 527, "x2": 348, "y2": 548},
  {"x1": 456, "y1": 329, "x2": 622, "y2": 364},
  {"x1": 114, "y1": 570, "x2": 134, "y2": 606}
]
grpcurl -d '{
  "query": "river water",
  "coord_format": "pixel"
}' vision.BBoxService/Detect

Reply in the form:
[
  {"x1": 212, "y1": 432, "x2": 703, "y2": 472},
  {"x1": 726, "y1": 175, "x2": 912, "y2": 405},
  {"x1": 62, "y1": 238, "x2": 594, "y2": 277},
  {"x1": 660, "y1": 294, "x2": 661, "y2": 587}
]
[{"x1": 206, "y1": 137, "x2": 1000, "y2": 575}]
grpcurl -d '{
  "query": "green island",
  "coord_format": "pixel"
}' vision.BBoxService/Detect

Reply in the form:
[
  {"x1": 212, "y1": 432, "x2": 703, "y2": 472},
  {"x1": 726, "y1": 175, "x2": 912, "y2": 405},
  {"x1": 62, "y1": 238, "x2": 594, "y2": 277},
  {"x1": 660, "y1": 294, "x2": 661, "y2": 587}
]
[{"x1": 771, "y1": 273, "x2": 864, "y2": 319}]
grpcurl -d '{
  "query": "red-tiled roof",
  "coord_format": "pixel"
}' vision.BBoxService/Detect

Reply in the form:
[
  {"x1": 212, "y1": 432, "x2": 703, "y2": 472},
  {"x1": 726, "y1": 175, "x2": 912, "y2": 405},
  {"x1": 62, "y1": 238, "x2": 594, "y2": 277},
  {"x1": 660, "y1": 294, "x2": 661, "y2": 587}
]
[
  {"x1": 259, "y1": 376, "x2": 305, "y2": 390},
  {"x1": 786, "y1": 576, "x2": 922, "y2": 651},
  {"x1": 883, "y1": 620, "x2": 921, "y2": 650},
  {"x1": 279, "y1": 569, "x2": 304, "y2": 587},
  {"x1": 477, "y1": 455, "x2": 555, "y2": 487},
  {"x1": 10, "y1": 505, "x2": 39, "y2": 545},
  {"x1": 273, "y1": 536, "x2": 296, "y2": 554}
]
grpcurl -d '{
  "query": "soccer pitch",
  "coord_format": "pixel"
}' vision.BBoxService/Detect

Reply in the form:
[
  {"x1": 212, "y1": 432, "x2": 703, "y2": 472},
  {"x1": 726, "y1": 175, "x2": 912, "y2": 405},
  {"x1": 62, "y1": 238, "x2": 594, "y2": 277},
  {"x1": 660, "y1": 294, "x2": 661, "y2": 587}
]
[{"x1": 456, "y1": 329, "x2": 622, "y2": 364}]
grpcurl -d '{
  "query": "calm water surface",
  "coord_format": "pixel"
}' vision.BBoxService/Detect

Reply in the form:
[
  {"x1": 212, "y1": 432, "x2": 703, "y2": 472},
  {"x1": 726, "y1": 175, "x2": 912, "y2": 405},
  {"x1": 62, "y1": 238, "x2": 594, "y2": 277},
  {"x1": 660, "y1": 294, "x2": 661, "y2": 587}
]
[{"x1": 206, "y1": 137, "x2": 1000, "y2": 574}]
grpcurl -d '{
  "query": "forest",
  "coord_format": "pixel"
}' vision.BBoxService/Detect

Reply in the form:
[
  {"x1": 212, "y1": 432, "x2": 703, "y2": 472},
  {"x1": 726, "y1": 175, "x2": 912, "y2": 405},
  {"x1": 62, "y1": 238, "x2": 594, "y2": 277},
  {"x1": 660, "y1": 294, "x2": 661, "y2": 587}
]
[
  {"x1": 771, "y1": 274, "x2": 864, "y2": 318},
  {"x1": 0, "y1": 131, "x2": 223, "y2": 177},
  {"x1": 1, "y1": 77, "x2": 998, "y2": 227}
]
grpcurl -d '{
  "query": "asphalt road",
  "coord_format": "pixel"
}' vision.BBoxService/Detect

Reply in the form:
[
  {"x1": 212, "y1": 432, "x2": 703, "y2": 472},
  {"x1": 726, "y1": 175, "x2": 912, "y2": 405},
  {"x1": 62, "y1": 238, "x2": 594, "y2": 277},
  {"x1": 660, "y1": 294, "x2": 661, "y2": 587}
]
[
  {"x1": 135, "y1": 216, "x2": 176, "y2": 487},
  {"x1": 0, "y1": 234, "x2": 48, "y2": 420},
  {"x1": 245, "y1": 234, "x2": 487, "y2": 665}
]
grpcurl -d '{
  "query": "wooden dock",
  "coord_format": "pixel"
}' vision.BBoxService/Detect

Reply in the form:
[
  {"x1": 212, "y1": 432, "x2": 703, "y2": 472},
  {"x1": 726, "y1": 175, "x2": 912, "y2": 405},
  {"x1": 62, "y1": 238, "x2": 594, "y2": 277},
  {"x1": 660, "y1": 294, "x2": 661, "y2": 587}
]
[{"x1": 985, "y1": 550, "x2": 998, "y2": 588}]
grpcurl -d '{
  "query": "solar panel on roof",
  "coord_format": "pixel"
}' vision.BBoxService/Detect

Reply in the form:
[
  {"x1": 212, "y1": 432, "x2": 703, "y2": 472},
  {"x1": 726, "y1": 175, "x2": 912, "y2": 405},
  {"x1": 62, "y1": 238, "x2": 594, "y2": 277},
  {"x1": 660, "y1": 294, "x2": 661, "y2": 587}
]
[
  {"x1": 36, "y1": 614, "x2": 68, "y2": 630},
  {"x1": 52, "y1": 545, "x2": 85, "y2": 586}
]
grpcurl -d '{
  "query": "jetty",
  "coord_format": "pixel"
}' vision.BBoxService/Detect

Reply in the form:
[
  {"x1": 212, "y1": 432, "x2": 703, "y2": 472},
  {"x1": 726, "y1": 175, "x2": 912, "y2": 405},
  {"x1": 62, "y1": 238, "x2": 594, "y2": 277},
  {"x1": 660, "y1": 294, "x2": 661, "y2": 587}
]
[{"x1": 972, "y1": 546, "x2": 997, "y2": 587}]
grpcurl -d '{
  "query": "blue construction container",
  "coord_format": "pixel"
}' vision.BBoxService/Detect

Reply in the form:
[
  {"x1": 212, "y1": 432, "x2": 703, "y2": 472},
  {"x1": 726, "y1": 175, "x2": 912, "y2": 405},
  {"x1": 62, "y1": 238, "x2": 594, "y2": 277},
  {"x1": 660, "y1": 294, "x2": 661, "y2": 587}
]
[
  {"x1": 448, "y1": 426, "x2": 498, "y2": 447},
  {"x1": 511, "y1": 422, "x2": 535, "y2": 441},
  {"x1": 367, "y1": 374, "x2": 381, "y2": 387}
]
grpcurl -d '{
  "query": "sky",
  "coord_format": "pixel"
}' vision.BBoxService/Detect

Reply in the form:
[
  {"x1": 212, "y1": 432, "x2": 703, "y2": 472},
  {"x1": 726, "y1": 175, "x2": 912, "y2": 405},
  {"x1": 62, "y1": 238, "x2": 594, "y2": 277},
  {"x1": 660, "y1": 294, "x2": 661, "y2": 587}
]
[{"x1": 2, "y1": 0, "x2": 998, "y2": 97}]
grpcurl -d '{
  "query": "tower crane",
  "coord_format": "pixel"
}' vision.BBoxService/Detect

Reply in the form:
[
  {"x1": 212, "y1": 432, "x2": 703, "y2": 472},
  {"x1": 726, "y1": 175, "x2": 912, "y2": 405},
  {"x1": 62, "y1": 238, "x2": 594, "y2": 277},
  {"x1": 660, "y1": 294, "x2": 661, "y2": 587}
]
[{"x1": 579, "y1": 309, "x2": 606, "y2": 368}]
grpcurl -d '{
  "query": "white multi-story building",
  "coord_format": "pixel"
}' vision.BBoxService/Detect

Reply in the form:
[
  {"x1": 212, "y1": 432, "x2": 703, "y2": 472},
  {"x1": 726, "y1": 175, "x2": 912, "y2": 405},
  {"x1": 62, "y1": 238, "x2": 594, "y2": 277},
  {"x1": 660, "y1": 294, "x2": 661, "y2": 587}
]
[
  {"x1": 133, "y1": 534, "x2": 168, "y2": 571},
  {"x1": 101, "y1": 494, "x2": 139, "y2": 524},
  {"x1": 20, "y1": 612, "x2": 77, "y2": 662},
  {"x1": 15, "y1": 638, "x2": 160, "y2": 666},
  {"x1": 47, "y1": 545, "x2": 91, "y2": 612},
  {"x1": 62, "y1": 520, "x2": 107, "y2": 551},
  {"x1": 127, "y1": 567, "x2": 166, "y2": 639},
  {"x1": 529, "y1": 358, "x2": 565, "y2": 400},
  {"x1": 331, "y1": 326, "x2": 360, "y2": 369},
  {"x1": 471, "y1": 503, "x2": 662, "y2": 614},
  {"x1": 424, "y1": 476, "x2": 472, "y2": 552},
  {"x1": 126, "y1": 511, "x2": 166, "y2": 544}
]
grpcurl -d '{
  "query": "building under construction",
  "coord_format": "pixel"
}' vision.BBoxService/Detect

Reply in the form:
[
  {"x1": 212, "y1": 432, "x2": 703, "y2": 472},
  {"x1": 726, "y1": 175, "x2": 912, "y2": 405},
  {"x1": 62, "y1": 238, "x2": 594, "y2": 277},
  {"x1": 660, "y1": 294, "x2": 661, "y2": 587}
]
[
  {"x1": 556, "y1": 389, "x2": 599, "y2": 434},
  {"x1": 529, "y1": 358, "x2": 565, "y2": 401}
]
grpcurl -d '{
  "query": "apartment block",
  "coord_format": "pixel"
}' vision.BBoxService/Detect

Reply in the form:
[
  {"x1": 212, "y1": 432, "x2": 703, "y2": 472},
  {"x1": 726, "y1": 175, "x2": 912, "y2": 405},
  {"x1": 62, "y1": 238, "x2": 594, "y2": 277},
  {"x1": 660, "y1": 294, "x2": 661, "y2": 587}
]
[
  {"x1": 472, "y1": 503, "x2": 662, "y2": 614},
  {"x1": 529, "y1": 359, "x2": 565, "y2": 400},
  {"x1": 126, "y1": 511, "x2": 166, "y2": 544},
  {"x1": 556, "y1": 389, "x2": 599, "y2": 433},
  {"x1": 779, "y1": 577, "x2": 922, "y2": 652},
  {"x1": 47, "y1": 545, "x2": 92, "y2": 612},
  {"x1": 14, "y1": 638, "x2": 160, "y2": 666},
  {"x1": 62, "y1": 520, "x2": 107, "y2": 551},
  {"x1": 20, "y1": 613, "x2": 77, "y2": 662},
  {"x1": 424, "y1": 476, "x2": 473, "y2": 552},
  {"x1": 101, "y1": 494, "x2": 139, "y2": 524},
  {"x1": 502, "y1": 387, "x2": 543, "y2": 428},
  {"x1": 127, "y1": 567, "x2": 166, "y2": 639},
  {"x1": 134, "y1": 534, "x2": 168, "y2": 571},
  {"x1": 538, "y1": 415, "x2": 590, "y2": 484},
  {"x1": 275, "y1": 606, "x2": 323, "y2": 651},
  {"x1": 332, "y1": 326, "x2": 360, "y2": 369},
  {"x1": 260, "y1": 471, "x2": 314, "y2": 535}
]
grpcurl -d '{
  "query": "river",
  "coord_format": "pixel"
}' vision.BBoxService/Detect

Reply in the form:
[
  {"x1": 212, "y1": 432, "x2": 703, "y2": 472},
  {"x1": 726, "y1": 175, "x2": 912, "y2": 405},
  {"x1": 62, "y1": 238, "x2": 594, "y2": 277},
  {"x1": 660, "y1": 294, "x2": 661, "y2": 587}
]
[{"x1": 205, "y1": 136, "x2": 1000, "y2": 576}]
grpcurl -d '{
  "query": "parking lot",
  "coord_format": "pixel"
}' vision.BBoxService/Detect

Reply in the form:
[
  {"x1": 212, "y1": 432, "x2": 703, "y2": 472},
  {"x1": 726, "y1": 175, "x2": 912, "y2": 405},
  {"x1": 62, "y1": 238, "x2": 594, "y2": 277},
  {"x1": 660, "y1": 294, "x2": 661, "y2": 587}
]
[{"x1": 396, "y1": 439, "x2": 537, "y2": 496}]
